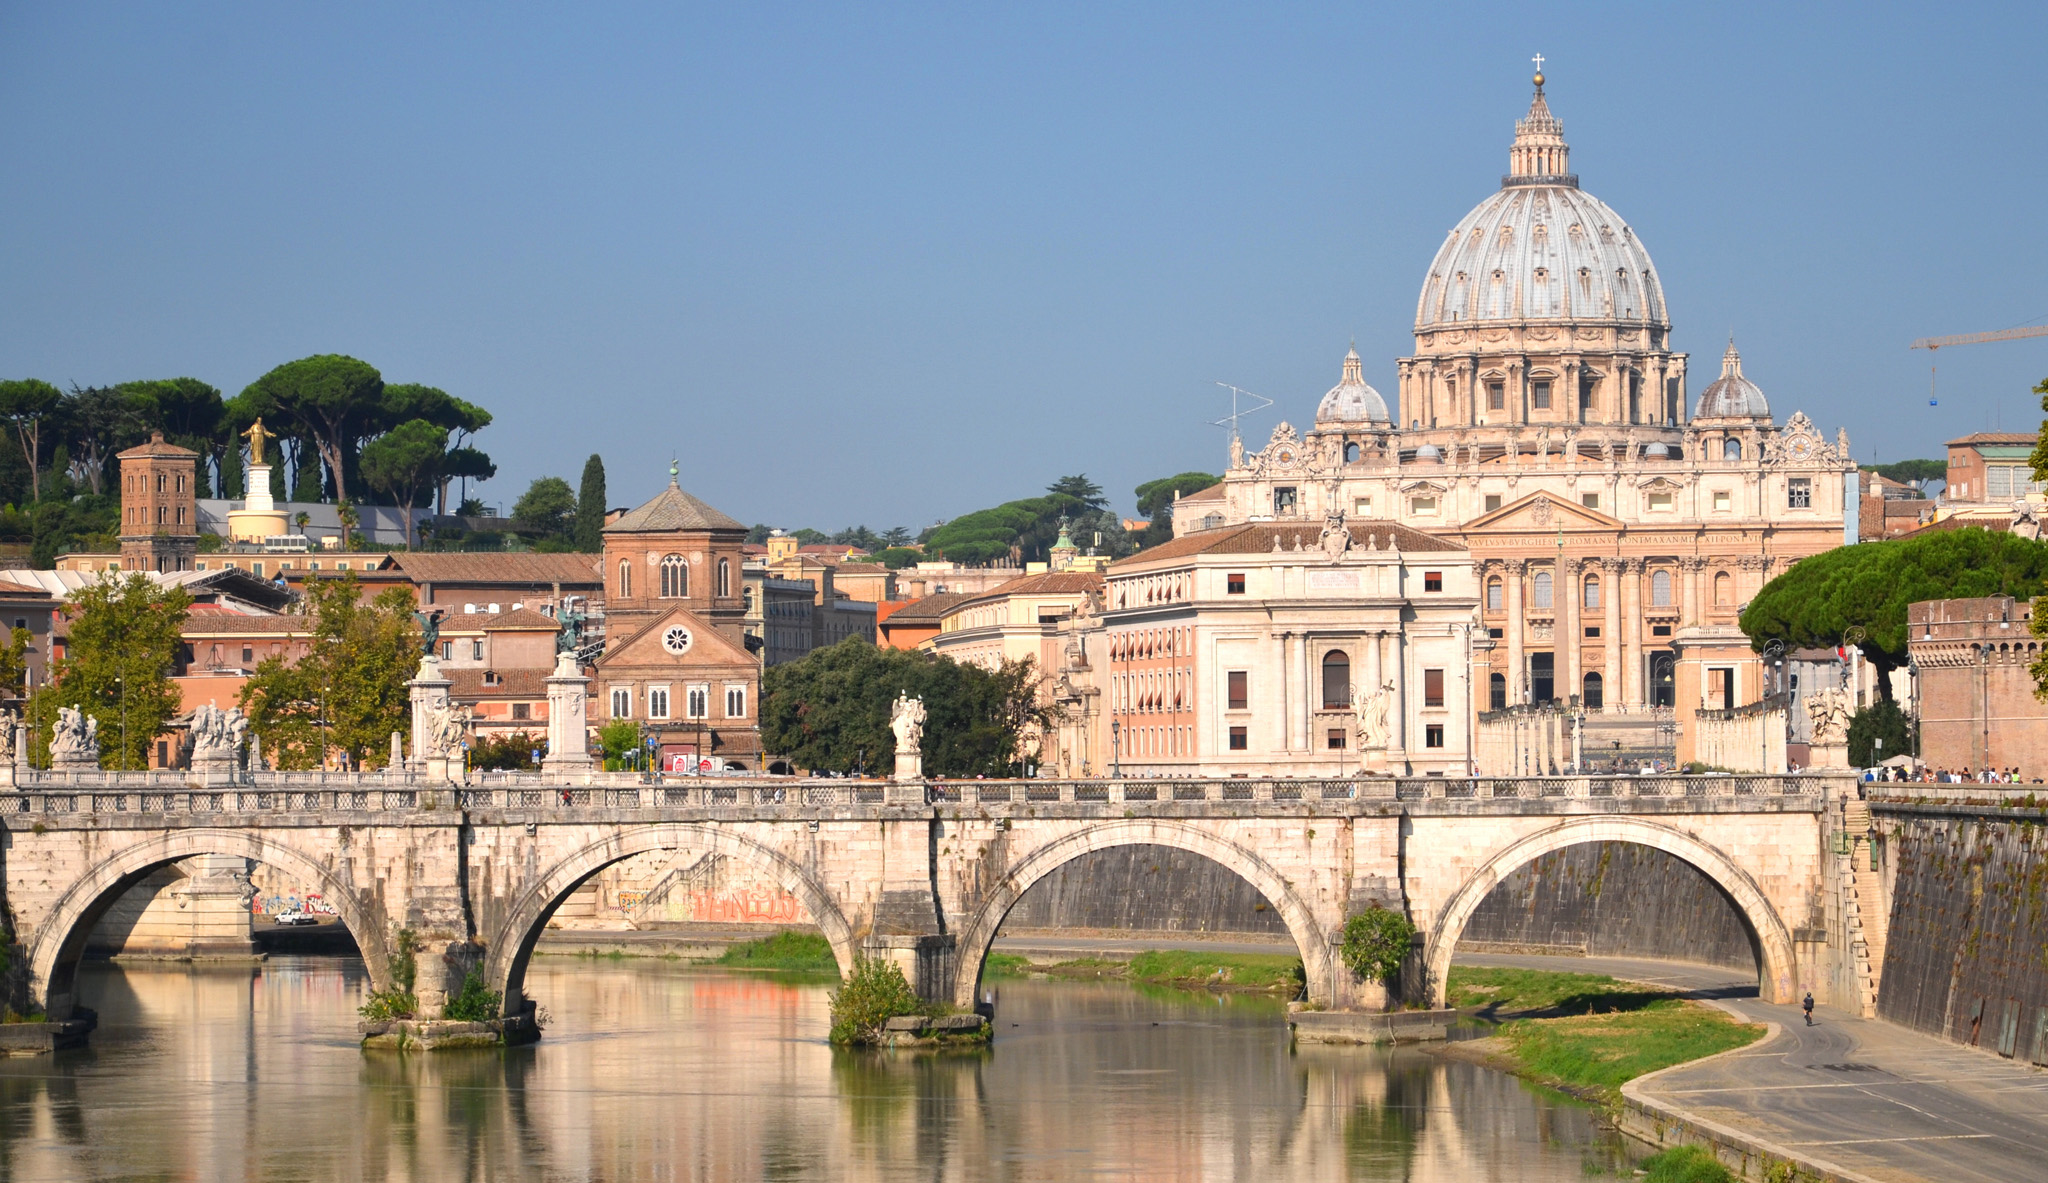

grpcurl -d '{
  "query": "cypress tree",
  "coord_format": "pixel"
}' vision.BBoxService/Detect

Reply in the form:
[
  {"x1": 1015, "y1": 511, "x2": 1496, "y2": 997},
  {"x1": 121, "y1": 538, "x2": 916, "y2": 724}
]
[
  {"x1": 575, "y1": 454, "x2": 606, "y2": 552},
  {"x1": 219, "y1": 442, "x2": 244, "y2": 500}
]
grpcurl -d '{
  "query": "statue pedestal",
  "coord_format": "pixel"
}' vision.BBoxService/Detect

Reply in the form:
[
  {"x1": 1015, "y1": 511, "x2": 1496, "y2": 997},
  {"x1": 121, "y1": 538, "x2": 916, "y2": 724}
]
[
  {"x1": 425, "y1": 756, "x2": 453, "y2": 783},
  {"x1": 409, "y1": 655, "x2": 453, "y2": 769},
  {"x1": 1359, "y1": 746, "x2": 1387, "y2": 775},
  {"x1": 1807, "y1": 741, "x2": 1850, "y2": 771},
  {"x1": 226, "y1": 464, "x2": 289, "y2": 543},
  {"x1": 51, "y1": 753, "x2": 98, "y2": 773},
  {"x1": 543, "y1": 652, "x2": 593, "y2": 773},
  {"x1": 893, "y1": 750, "x2": 923, "y2": 782}
]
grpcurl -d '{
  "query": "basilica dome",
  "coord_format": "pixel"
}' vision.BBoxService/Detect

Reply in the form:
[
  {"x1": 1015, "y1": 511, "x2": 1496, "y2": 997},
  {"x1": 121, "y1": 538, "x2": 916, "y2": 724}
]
[
  {"x1": 1315, "y1": 347, "x2": 1391, "y2": 425},
  {"x1": 1413, "y1": 80, "x2": 1667, "y2": 332},
  {"x1": 1694, "y1": 340, "x2": 1770, "y2": 419}
]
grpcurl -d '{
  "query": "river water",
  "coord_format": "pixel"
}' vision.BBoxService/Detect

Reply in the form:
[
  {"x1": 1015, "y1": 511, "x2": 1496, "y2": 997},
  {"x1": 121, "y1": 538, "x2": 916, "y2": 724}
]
[{"x1": 0, "y1": 956, "x2": 1640, "y2": 1181}]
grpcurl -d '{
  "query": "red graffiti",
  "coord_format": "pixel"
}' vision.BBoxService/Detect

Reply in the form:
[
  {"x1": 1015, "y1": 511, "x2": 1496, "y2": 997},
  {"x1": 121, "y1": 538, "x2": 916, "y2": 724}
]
[{"x1": 688, "y1": 888, "x2": 801, "y2": 924}]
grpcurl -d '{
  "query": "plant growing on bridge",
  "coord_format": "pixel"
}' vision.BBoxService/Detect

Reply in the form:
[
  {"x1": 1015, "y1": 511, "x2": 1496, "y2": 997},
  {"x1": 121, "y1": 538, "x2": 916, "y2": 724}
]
[
  {"x1": 239, "y1": 572, "x2": 418, "y2": 769},
  {"x1": 827, "y1": 957, "x2": 928, "y2": 1045},
  {"x1": 1339, "y1": 905, "x2": 1417, "y2": 985},
  {"x1": 359, "y1": 928, "x2": 421, "y2": 1021},
  {"x1": 26, "y1": 572, "x2": 190, "y2": 770},
  {"x1": 442, "y1": 969, "x2": 502, "y2": 1022}
]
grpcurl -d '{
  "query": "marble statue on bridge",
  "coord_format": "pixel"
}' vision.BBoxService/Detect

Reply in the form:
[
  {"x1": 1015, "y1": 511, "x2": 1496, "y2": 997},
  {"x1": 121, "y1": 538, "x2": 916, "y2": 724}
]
[
  {"x1": 890, "y1": 693, "x2": 925, "y2": 782},
  {"x1": 1352, "y1": 680, "x2": 1392, "y2": 774},
  {"x1": 50, "y1": 705, "x2": 99, "y2": 771},
  {"x1": 189, "y1": 702, "x2": 249, "y2": 774}
]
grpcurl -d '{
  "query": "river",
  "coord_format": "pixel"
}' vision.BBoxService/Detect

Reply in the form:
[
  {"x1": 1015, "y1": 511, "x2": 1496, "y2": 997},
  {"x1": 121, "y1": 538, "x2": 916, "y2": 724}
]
[{"x1": 0, "y1": 956, "x2": 1642, "y2": 1181}]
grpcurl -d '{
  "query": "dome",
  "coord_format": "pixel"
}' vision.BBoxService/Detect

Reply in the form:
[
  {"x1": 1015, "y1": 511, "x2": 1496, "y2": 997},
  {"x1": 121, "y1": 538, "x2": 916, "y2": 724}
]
[
  {"x1": 1415, "y1": 443, "x2": 1443, "y2": 462},
  {"x1": 1645, "y1": 442, "x2": 1671, "y2": 458},
  {"x1": 1414, "y1": 81, "x2": 1668, "y2": 332},
  {"x1": 1315, "y1": 347, "x2": 1391, "y2": 425},
  {"x1": 1694, "y1": 340, "x2": 1770, "y2": 419}
]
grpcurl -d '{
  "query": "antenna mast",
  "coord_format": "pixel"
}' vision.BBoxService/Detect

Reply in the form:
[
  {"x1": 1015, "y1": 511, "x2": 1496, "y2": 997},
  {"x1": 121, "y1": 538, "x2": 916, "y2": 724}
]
[{"x1": 1211, "y1": 382, "x2": 1275, "y2": 448}]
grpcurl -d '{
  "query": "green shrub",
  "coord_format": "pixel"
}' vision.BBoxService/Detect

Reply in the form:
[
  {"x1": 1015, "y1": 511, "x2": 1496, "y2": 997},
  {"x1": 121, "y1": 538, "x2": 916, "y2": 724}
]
[
  {"x1": 358, "y1": 990, "x2": 419, "y2": 1021},
  {"x1": 1340, "y1": 906, "x2": 1416, "y2": 983},
  {"x1": 715, "y1": 931, "x2": 839, "y2": 972},
  {"x1": 442, "y1": 970, "x2": 502, "y2": 1022},
  {"x1": 828, "y1": 958, "x2": 927, "y2": 1045},
  {"x1": 1642, "y1": 1144, "x2": 1734, "y2": 1183}
]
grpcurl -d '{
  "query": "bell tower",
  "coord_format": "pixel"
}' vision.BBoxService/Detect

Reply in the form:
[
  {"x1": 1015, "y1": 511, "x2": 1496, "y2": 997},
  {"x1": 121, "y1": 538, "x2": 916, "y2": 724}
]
[{"x1": 117, "y1": 431, "x2": 200, "y2": 573}]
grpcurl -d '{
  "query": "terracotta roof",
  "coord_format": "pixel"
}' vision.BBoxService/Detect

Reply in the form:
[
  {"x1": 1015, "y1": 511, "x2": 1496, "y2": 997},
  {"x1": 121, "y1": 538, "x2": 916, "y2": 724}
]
[
  {"x1": 978, "y1": 571, "x2": 1104, "y2": 599},
  {"x1": 1118, "y1": 521, "x2": 1462, "y2": 565},
  {"x1": 878, "y1": 591, "x2": 978, "y2": 624},
  {"x1": 604, "y1": 481, "x2": 746, "y2": 533},
  {"x1": 1176, "y1": 484, "x2": 1226, "y2": 503},
  {"x1": 183, "y1": 615, "x2": 313, "y2": 635},
  {"x1": 834, "y1": 563, "x2": 889, "y2": 576},
  {"x1": 429, "y1": 608, "x2": 561, "y2": 632},
  {"x1": 117, "y1": 431, "x2": 198, "y2": 459},
  {"x1": 447, "y1": 668, "x2": 551, "y2": 697},
  {"x1": 390, "y1": 553, "x2": 602, "y2": 587},
  {"x1": 1946, "y1": 432, "x2": 2038, "y2": 447}
]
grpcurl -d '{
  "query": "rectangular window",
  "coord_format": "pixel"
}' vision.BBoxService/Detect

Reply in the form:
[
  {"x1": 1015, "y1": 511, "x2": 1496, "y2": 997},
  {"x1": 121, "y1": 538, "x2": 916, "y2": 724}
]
[
  {"x1": 1327, "y1": 728, "x2": 1345, "y2": 750},
  {"x1": 440, "y1": 640, "x2": 453, "y2": 660},
  {"x1": 1425, "y1": 724, "x2": 1445, "y2": 749},
  {"x1": 648, "y1": 687, "x2": 671, "y2": 719},
  {"x1": 1353, "y1": 497, "x2": 1372, "y2": 516},
  {"x1": 1273, "y1": 487, "x2": 1297, "y2": 515},
  {"x1": 1228, "y1": 726, "x2": 1248, "y2": 751},
  {"x1": 1584, "y1": 624, "x2": 1601, "y2": 638},
  {"x1": 1423, "y1": 668, "x2": 1445, "y2": 708},
  {"x1": 1410, "y1": 496, "x2": 1437, "y2": 516},
  {"x1": 1653, "y1": 624, "x2": 1673, "y2": 637},
  {"x1": 1788, "y1": 478, "x2": 1812, "y2": 509},
  {"x1": 1532, "y1": 380, "x2": 1551, "y2": 409},
  {"x1": 512, "y1": 702, "x2": 531, "y2": 721},
  {"x1": 1712, "y1": 490, "x2": 1731, "y2": 511},
  {"x1": 1483, "y1": 493, "x2": 1503, "y2": 513},
  {"x1": 611, "y1": 687, "x2": 632, "y2": 718},
  {"x1": 1227, "y1": 671, "x2": 1249, "y2": 711},
  {"x1": 1989, "y1": 465, "x2": 2015, "y2": 498},
  {"x1": 1424, "y1": 571, "x2": 1443, "y2": 592},
  {"x1": 252, "y1": 563, "x2": 263, "y2": 577},
  {"x1": 725, "y1": 685, "x2": 747, "y2": 718},
  {"x1": 1486, "y1": 581, "x2": 1502, "y2": 611},
  {"x1": 687, "y1": 685, "x2": 710, "y2": 719},
  {"x1": 241, "y1": 646, "x2": 253, "y2": 664},
  {"x1": 1487, "y1": 381, "x2": 1505, "y2": 410},
  {"x1": 1226, "y1": 573, "x2": 1246, "y2": 595},
  {"x1": 1581, "y1": 491, "x2": 1600, "y2": 510},
  {"x1": 1647, "y1": 492, "x2": 1674, "y2": 511},
  {"x1": 472, "y1": 639, "x2": 485, "y2": 660}
]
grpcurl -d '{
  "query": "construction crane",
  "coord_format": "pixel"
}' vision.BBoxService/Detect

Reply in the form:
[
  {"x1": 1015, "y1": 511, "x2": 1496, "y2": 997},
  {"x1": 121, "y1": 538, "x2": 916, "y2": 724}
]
[{"x1": 1908, "y1": 323, "x2": 2048, "y2": 406}]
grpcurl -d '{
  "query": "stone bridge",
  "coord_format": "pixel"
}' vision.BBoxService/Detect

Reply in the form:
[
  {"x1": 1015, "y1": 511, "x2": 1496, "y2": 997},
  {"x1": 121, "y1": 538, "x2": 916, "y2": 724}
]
[{"x1": 0, "y1": 769, "x2": 1855, "y2": 1034}]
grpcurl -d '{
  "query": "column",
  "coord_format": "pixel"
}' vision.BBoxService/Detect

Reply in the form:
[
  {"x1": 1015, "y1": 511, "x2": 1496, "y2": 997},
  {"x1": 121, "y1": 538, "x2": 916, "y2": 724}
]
[
  {"x1": 1683, "y1": 557, "x2": 1704, "y2": 629},
  {"x1": 1278, "y1": 630, "x2": 1293, "y2": 753},
  {"x1": 1294, "y1": 633, "x2": 1311, "y2": 751},
  {"x1": 1602, "y1": 558, "x2": 1622, "y2": 709},
  {"x1": 1385, "y1": 630, "x2": 1407, "y2": 768},
  {"x1": 1623, "y1": 558, "x2": 1646, "y2": 708},
  {"x1": 1560, "y1": 558, "x2": 1580, "y2": 705},
  {"x1": 1505, "y1": 559, "x2": 1526, "y2": 704}
]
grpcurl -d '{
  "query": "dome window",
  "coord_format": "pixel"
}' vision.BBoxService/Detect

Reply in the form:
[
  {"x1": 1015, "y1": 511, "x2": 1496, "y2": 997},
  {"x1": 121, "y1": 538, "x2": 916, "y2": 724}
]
[
  {"x1": 1344, "y1": 442, "x2": 1360, "y2": 463},
  {"x1": 1724, "y1": 438, "x2": 1742, "y2": 461}
]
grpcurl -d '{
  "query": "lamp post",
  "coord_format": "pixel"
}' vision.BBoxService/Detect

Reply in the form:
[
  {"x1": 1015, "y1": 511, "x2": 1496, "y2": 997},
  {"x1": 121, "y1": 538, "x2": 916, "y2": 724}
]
[
  {"x1": 115, "y1": 674, "x2": 127, "y2": 772},
  {"x1": 1110, "y1": 719, "x2": 1121, "y2": 779}
]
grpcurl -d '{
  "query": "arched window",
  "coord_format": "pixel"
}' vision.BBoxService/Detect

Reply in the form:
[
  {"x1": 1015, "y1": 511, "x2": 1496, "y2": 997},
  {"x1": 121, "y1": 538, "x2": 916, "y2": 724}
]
[
  {"x1": 1582, "y1": 672, "x2": 1604, "y2": 710},
  {"x1": 1321, "y1": 650, "x2": 1350, "y2": 709},
  {"x1": 155, "y1": 473, "x2": 165, "y2": 492},
  {"x1": 1486, "y1": 578, "x2": 1502, "y2": 612},
  {"x1": 717, "y1": 557, "x2": 731, "y2": 598},
  {"x1": 1532, "y1": 570, "x2": 1554, "y2": 609},
  {"x1": 1343, "y1": 441, "x2": 1360, "y2": 463},
  {"x1": 618, "y1": 560, "x2": 632, "y2": 598},
  {"x1": 1489, "y1": 672, "x2": 1507, "y2": 711},
  {"x1": 1723, "y1": 437, "x2": 1741, "y2": 461},
  {"x1": 1583, "y1": 576, "x2": 1601, "y2": 610},
  {"x1": 660, "y1": 554, "x2": 688, "y2": 598},
  {"x1": 1651, "y1": 569, "x2": 1673, "y2": 606},
  {"x1": 1713, "y1": 570, "x2": 1733, "y2": 607}
]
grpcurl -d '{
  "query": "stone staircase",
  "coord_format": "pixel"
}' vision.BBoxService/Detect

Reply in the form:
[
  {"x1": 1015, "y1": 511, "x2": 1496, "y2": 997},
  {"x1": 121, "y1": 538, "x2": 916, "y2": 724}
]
[{"x1": 1840, "y1": 799, "x2": 1888, "y2": 1017}]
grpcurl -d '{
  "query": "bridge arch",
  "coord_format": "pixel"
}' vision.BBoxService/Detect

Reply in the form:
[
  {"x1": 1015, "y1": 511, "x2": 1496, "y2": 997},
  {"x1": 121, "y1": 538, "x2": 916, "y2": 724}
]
[
  {"x1": 483, "y1": 824, "x2": 856, "y2": 1016},
  {"x1": 26, "y1": 828, "x2": 389, "y2": 1021},
  {"x1": 1421, "y1": 817, "x2": 1798, "y2": 1007},
  {"x1": 949, "y1": 819, "x2": 1333, "y2": 1008}
]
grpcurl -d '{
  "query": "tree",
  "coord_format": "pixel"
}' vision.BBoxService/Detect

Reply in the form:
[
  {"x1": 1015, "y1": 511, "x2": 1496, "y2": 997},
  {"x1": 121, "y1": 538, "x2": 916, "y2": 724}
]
[
  {"x1": 239, "y1": 573, "x2": 418, "y2": 768},
  {"x1": 1046, "y1": 474, "x2": 1106, "y2": 511},
  {"x1": 873, "y1": 547, "x2": 921, "y2": 569},
  {"x1": 881, "y1": 526, "x2": 911, "y2": 548},
  {"x1": 760, "y1": 637, "x2": 1058, "y2": 776},
  {"x1": 512, "y1": 476, "x2": 577, "y2": 541},
  {"x1": 0, "y1": 379, "x2": 62, "y2": 501},
  {"x1": 121, "y1": 378, "x2": 225, "y2": 489},
  {"x1": 575, "y1": 454, "x2": 607, "y2": 552},
  {"x1": 922, "y1": 492, "x2": 1088, "y2": 566},
  {"x1": 1862, "y1": 459, "x2": 1944, "y2": 488},
  {"x1": 470, "y1": 730, "x2": 542, "y2": 771},
  {"x1": 0, "y1": 626, "x2": 29, "y2": 703},
  {"x1": 442, "y1": 447, "x2": 497, "y2": 513},
  {"x1": 830, "y1": 525, "x2": 879, "y2": 551},
  {"x1": 1134, "y1": 472, "x2": 1221, "y2": 517},
  {"x1": 1742, "y1": 528, "x2": 2048, "y2": 699},
  {"x1": 1846, "y1": 699, "x2": 1914, "y2": 768},
  {"x1": 27, "y1": 573, "x2": 190, "y2": 769},
  {"x1": 360, "y1": 419, "x2": 450, "y2": 548},
  {"x1": 380, "y1": 383, "x2": 493, "y2": 513},
  {"x1": 597, "y1": 719, "x2": 643, "y2": 770},
  {"x1": 239, "y1": 355, "x2": 384, "y2": 509},
  {"x1": 61, "y1": 385, "x2": 146, "y2": 495}
]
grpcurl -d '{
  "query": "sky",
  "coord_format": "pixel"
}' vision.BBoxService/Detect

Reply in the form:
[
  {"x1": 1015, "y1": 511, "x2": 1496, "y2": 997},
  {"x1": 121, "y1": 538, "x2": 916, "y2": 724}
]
[{"x1": 4, "y1": 3, "x2": 2045, "y2": 529}]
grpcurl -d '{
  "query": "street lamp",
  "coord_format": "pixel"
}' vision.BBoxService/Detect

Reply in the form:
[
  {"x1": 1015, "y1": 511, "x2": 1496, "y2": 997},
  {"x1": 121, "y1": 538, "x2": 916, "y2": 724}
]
[
  {"x1": 115, "y1": 674, "x2": 127, "y2": 772},
  {"x1": 1110, "y1": 719, "x2": 1121, "y2": 779}
]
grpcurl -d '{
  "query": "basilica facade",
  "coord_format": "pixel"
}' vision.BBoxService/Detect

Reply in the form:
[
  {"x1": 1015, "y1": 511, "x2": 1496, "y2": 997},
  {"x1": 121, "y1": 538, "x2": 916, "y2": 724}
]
[{"x1": 1169, "y1": 72, "x2": 1856, "y2": 766}]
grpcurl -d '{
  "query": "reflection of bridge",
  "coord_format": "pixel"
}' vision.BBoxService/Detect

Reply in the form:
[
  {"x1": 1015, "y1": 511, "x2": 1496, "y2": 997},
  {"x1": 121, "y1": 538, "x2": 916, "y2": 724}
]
[{"x1": 4, "y1": 770, "x2": 1858, "y2": 1037}]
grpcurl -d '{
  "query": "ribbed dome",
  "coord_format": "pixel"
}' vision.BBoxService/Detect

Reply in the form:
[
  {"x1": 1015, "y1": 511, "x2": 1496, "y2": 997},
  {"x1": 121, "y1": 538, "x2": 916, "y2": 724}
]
[
  {"x1": 1694, "y1": 340, "x2": 1770, "y2": 419},
  {"x1": 1315, "y1": 347, "x2": 1391, "y2": 425},
  {"x1": 1414, "y1": 81, "x2": 1667, "y2": 332}
]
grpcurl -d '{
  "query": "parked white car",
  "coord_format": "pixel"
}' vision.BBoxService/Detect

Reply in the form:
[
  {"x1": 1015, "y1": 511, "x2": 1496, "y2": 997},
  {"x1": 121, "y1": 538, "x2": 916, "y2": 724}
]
[{"x1": 271, "y1": 910, "x2": 318, "y2": 926}]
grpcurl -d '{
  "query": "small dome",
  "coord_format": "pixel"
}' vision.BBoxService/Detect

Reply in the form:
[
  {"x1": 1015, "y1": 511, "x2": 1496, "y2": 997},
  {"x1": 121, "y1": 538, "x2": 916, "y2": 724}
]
[
  {"x1": 1645, "y1": 442, "x2": 1670, "y2": 458},
  {"x1": 1415, "y1": 443, "x2": 1443, "y2": 462},
  {"x1": 1695, "y1": 340, "x2": 1770, "y2": 419},
  {"x1": 1315, "y1": 347, "x2": 1391, "y2": 425}
]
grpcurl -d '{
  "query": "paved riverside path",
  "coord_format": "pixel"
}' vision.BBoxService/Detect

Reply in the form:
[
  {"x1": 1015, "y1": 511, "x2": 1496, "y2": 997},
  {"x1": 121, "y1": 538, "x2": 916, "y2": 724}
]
[{"x1": 1457, "y1": 952, "x2": 2048, "y2": 1183}]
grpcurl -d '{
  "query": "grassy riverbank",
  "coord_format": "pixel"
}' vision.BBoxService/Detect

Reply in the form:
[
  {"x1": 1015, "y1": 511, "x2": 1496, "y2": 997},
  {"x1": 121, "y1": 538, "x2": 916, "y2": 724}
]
[
  {"x1": 1441, "y1": 967, "x2": 1764, "y2": 1107},
  {"x1": 713, "y1": 932, "x2": 840, "y2": 972},
  {"x1": 984, "y1": 949, "x2": 1304, "y2": 994}
]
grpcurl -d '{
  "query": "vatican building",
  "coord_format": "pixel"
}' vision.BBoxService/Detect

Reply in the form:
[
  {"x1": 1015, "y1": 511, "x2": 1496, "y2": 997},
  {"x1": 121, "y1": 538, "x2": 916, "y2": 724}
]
[{"x1": 1153, "y1": 70, "x2": 1858, "y2": 774}]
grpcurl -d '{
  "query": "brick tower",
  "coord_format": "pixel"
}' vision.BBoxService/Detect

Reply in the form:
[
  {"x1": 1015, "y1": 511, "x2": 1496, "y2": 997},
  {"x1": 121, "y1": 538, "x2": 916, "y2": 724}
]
[{"x1": 118, "y1": 431, "x2": 199, "y2": 573}]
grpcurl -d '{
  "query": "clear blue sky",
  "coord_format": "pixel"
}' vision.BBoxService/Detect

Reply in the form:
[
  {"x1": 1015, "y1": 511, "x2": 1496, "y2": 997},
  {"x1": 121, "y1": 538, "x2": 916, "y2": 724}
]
[{"x1": 4, "y1": 3, "x2": 2045, "y2": 528}]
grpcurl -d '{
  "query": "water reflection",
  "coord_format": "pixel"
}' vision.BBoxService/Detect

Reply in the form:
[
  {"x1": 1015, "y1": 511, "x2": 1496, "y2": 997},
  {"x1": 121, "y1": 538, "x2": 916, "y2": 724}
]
[{"x1": 0, "y1": 957, "x2": 1638, "y2": 1181}]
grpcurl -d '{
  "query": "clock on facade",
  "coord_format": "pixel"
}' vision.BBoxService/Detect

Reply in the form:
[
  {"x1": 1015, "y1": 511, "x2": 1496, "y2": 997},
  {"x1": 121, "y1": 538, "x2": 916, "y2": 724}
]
[
  {"x1": 662, "y1": 626, "x2": 693, "y2": 655},
  {"x1": 1786, "y1": 436, "x2": 1814, "y2": 462}
]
